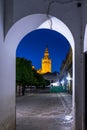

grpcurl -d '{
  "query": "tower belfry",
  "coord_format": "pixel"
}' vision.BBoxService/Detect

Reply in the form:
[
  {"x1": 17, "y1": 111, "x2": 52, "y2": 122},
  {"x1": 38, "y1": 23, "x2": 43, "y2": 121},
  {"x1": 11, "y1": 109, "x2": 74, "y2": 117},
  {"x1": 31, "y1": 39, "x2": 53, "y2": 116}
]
[
  {"x1": 37, "y1": 47, "x2": 52, "y2": 74},
  {"x1": 44, "y1": 48, "x2": 49, "y2": 59},
  {"x1": 41, "y1": 47, "x2": 52, "y2": 74}
]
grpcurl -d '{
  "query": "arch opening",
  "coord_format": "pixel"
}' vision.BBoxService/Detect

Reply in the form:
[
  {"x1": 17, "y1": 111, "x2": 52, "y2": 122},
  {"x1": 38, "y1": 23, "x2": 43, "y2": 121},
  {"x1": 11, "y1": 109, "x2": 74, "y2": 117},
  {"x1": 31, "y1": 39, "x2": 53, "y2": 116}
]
[
  {"x1": 16, "y1": 28, "x2": 73, "y2": 130},
  {"x1": 4, "y1": 14, "x2": 75, "y2": 129}
]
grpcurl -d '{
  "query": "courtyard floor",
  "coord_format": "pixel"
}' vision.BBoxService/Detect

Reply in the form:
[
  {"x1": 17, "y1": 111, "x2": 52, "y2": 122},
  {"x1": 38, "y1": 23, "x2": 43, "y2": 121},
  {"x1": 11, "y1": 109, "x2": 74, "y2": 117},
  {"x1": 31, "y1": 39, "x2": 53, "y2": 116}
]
[{"x1": 16, "y1": 93, "x2": 73, "y2": 130}]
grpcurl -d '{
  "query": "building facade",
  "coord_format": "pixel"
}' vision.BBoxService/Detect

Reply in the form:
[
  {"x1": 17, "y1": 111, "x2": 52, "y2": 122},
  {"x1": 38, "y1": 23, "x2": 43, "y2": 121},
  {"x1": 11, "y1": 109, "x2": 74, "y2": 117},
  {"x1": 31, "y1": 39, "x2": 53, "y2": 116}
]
[{"x1": 59, "y1": 48, "x2": 72, "y2": 93}]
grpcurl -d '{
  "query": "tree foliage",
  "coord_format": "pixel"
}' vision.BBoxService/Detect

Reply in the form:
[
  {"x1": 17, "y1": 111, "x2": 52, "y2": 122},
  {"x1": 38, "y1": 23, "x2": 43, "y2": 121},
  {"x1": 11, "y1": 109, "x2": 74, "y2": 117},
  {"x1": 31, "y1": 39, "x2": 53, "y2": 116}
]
[{"x1": 16, "y1": 57, "x2": 50, "y2": 87}]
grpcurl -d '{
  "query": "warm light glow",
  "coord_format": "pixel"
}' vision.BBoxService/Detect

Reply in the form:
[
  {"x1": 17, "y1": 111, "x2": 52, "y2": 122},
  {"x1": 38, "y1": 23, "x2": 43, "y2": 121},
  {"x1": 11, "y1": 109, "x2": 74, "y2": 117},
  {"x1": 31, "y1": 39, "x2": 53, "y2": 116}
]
[{"x1": 37, "y1": 47, "x2": 51, "y2": 74}]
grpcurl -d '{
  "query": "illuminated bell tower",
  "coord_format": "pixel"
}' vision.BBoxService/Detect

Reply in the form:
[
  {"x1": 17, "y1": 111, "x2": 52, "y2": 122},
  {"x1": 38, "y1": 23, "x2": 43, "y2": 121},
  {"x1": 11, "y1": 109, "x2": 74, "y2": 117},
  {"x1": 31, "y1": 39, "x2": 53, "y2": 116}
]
[{"x1": 41, "y1": 48, "x2": 51, "y2": 74}]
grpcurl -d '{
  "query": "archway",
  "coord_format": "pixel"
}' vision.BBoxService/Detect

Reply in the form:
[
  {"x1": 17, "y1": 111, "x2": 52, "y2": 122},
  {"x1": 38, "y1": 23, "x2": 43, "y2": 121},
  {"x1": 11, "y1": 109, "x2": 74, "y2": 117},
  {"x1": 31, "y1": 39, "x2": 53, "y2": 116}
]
[
  {"x1": 4, "y1": 14, "x2": 75, "y2": 129},
  {"x1": 84, "y1": 24, "x2": 87, "y2": 129}
]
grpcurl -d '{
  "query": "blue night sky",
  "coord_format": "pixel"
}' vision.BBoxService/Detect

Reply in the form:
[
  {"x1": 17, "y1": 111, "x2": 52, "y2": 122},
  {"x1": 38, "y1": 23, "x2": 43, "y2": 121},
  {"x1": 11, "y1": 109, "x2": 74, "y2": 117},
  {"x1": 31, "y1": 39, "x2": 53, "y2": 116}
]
[{"x1": 16, "y1": 29, "x2": 70, "y2": 73}]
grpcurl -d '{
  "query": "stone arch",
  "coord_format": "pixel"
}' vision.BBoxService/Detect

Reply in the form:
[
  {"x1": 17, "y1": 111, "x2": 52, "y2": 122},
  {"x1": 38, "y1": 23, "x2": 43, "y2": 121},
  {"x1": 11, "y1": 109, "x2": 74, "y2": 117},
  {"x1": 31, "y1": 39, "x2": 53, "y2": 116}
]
[{"x1": 4, "y1": 13, "x2": 75, "y2": 129}]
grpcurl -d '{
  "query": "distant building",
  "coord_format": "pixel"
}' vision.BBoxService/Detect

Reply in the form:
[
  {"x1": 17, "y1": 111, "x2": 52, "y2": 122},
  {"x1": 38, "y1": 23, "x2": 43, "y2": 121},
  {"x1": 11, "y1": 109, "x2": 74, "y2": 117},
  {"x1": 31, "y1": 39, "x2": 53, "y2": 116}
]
[
  {"x1": 43, "y1": 72, "x2": 59, "y2": 83},
  {"x1": 37, "y1": 47, "x2": 52, "y2": 74},
  {"x1": 59, "y1": 48, "x2": 72, "y2": 93},
  {"x1": 37, "y1": 47, "x2": 59, "y2": 83}
]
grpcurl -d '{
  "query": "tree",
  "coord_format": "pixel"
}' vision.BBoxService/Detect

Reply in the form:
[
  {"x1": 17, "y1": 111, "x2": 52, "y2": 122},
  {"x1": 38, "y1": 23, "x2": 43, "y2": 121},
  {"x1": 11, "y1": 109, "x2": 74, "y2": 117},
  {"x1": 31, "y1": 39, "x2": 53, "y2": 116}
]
[
  {"x1": 16, "y1": 57, "x2": 50, "y2": 95},
  {"x1": 16, "y1": 57, "x2": 33, "y2": 86},
  {"x1": 16, "y1": 57, "x2": 34, "y2": 95}
]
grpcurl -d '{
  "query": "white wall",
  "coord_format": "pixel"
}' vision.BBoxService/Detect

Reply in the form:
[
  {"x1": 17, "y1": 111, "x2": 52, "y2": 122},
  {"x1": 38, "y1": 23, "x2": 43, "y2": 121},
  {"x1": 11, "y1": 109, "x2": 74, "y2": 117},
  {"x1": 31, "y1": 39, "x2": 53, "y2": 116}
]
[
  {"x1": 84, "y1": 24, "x2": 87, "y2": 52},
  {"x1": 0, "y1": 0, "x2": 15, "y2": 130}
]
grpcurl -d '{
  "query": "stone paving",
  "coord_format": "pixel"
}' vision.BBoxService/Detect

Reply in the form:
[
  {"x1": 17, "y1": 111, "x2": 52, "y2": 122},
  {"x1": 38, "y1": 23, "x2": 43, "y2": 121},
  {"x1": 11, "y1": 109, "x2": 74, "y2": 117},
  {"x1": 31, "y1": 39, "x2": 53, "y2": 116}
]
[{"x1": 16, "y1": 93, "x2": 73, "y2": 130}]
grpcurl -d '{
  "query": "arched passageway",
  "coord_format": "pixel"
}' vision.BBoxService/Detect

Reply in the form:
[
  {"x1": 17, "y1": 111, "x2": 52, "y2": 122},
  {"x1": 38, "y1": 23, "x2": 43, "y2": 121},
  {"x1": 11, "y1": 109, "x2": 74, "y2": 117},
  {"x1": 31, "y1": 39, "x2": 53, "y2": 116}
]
[
  {"x1": 16, "y1": 28, "x2": 73, "y2": 130},
  {"x1": 4, "y1": 14, "x2": 75, "y2": 129}
]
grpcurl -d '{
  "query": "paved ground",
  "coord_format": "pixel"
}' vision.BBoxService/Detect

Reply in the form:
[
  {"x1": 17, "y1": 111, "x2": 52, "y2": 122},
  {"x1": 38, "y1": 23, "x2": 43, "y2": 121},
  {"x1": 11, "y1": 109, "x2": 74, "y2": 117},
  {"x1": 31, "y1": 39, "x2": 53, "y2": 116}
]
[{"x1": 16, "y1": 93, "x2": 73, "y2": 130}]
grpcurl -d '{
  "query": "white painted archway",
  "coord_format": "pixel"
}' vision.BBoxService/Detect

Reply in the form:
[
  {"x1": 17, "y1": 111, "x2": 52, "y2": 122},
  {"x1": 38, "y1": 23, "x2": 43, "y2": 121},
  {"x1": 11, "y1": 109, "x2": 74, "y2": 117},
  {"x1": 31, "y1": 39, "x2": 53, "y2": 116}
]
[
  {"x1": 84, "y1": 24, "x2": 87, "y2": 53},
  {"x1": 4, "y1": 13, "x2": 75, "y2": 129}
]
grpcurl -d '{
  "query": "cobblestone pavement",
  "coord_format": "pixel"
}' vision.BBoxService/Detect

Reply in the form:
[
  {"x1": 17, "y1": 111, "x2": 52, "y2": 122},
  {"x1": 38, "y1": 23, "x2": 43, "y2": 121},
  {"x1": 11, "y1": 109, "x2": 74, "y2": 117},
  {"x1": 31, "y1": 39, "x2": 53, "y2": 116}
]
[{"x1": 16, "y1": 93, "x2": 73, "y2": 130}]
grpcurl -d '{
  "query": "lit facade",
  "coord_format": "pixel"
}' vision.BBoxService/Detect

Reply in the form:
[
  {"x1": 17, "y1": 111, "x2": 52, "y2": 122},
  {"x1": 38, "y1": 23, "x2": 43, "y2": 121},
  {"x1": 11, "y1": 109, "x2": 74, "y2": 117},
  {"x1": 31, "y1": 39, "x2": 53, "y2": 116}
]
[
  {"x1": 59, "y1": 48, "x2": 72, "y2": 93},
  {"x1": 37, "y1": 48, "x2": 52, "y2": 74}
]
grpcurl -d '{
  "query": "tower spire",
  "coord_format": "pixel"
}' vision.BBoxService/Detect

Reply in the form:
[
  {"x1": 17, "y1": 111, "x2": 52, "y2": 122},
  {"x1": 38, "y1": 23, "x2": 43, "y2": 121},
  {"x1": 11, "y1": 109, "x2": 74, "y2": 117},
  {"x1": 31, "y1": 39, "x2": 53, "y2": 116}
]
[
  {"x1": 37, "y1": 46, "x2": 52, "y2": 74},
  {"x1": 44, "y1": 47, "x2": 49, "y2": 59}
]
